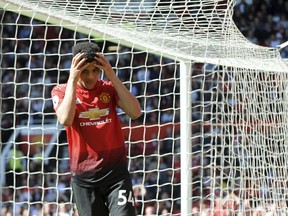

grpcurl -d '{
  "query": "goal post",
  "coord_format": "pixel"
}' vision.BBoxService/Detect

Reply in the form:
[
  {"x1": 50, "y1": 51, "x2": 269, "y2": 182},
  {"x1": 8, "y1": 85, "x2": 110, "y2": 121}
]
[
  {"x1": 179, "y1": 60, "x2": 192, "y2": 214},
  {"x1": 1, "y1": 0, "x2": 288, "y2": 215}
]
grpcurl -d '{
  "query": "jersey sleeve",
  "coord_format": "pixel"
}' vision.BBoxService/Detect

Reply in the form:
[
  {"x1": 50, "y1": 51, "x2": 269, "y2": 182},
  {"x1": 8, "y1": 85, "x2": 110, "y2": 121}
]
[{"x1": 51, "y1": 84, "x2": 66, "y2": 111}]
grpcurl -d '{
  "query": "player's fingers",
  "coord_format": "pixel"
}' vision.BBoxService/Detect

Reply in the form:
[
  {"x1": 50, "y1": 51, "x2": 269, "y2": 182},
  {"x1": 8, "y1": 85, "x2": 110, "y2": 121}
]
[
  {"x1": 73, "y1": 53, "x2": 85, "y2": 64},
  {"x1": 77, "y1": 57, "x2": 87, "y2": 67},
  {"x1": 73, "y1": 55, "x2": 87, "y2": 70},
  {"x1": 94, "y1": 52, "x2": 105, "y2": 63},
  {"x1": 94, "y1": 53, "x2": 110, "y2": 69},
  {"x1": 72, "y1": 53, "x2": 80, "y2": 61},
  {"x1": 79, "y1": 59, "x2": 90, "y2": 70}
]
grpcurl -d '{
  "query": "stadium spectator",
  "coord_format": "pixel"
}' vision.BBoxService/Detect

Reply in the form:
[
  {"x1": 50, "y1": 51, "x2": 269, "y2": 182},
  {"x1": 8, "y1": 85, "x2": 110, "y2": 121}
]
[{"x1": 6, "y1": 144, "x2": 26, "y2": 188}]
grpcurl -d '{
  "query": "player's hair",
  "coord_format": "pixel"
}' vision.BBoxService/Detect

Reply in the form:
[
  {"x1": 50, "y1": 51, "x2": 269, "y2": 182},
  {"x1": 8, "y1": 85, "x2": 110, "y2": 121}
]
[{"x1": 72, "y1": 41, "x2": 100, "y2": 62}]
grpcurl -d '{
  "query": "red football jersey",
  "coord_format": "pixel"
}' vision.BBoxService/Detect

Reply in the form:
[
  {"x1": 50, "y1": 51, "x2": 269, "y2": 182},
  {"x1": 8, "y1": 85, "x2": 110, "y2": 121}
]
[{"x1": 51, "y1": 80, "x2": 127, "y2": 182}]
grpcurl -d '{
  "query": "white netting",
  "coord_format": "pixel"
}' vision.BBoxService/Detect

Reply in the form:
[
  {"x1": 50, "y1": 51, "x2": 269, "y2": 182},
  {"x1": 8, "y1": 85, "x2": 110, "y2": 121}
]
[{"x1": 1, "y1": 0, "x2": 288, "y2": 215}]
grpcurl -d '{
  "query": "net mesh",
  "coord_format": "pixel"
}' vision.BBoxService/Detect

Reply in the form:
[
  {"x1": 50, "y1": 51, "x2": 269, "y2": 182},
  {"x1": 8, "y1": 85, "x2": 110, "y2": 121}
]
[{"x1": 1, "y1": 0, "x2": 288, "y2": 215}]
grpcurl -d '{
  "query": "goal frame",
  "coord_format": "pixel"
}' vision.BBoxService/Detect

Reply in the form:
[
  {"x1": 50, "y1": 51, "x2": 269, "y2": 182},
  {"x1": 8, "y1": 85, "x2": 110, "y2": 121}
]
[
  {"x1": 1, "y1": 0, "x2": 288, "y2": 215},
  {"x1": 0, "y1": 1, "x2": 195, "y2": 213}
]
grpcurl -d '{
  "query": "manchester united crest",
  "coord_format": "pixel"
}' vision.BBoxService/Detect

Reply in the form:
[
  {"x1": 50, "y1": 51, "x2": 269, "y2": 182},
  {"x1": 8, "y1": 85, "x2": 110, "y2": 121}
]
[{"x1": 99, "y1": 92, "x2": 111, "y2": 103}]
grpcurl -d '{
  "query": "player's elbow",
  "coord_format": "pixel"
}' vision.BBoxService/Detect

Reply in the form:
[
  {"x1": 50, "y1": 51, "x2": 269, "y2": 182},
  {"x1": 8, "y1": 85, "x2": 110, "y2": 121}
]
[
  {"x1": 130, "y1": 109, "x2": 142, "y2": 120},
  {"x1": 56, "y1": 112, "x2": 74, "y2": 126},
  {"x1": 121, "y1": 102, "x2": 142, "y2": 120},
  {"x1": 58, "y1": 118, "x2": 73, "y2": 127},
  {"x1": 62, "y1": 120, "x2": 73, "y2": 127}
]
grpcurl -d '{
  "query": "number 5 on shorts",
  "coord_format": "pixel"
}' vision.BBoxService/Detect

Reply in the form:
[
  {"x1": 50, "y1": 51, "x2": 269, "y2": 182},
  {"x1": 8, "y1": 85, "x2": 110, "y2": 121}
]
[{"x1": 117, "y1": 190, "x2": 135, "y2": 206}]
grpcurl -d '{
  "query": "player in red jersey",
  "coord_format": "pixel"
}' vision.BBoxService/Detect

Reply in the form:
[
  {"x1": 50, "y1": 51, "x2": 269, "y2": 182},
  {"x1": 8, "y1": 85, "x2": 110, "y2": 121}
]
[{"x1": 51, "y1": 42, "x2": 141, "y2": 216}]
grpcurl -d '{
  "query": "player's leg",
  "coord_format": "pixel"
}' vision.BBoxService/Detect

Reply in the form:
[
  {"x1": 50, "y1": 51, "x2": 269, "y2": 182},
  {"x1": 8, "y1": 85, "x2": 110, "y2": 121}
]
[
  {"x1": 71, "y1": 181, "x2": 109, "y2": 216},
  {"x1": 104, "y1": 170, "x2": 136, "y2": 216}
]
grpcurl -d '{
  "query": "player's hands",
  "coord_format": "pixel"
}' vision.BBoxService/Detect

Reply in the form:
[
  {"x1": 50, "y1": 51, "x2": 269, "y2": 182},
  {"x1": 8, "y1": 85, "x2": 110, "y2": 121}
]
[
  {"x1": 69, "y1": 53, "x2": 88, "y2": 82},
  {"x1": 94, "y1": 53, "x2": 117, "y2": 81}
]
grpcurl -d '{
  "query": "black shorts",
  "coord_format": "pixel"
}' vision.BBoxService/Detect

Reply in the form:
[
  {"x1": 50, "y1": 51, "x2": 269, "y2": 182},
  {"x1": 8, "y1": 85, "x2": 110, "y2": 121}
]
[{"x1": 71, "y1": 170, "x2": 136, "y2": 216}]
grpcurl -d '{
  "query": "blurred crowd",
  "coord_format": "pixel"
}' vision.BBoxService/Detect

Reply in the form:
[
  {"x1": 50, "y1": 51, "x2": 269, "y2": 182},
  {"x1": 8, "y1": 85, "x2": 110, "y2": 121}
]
[
  {"x1": 1, "y1": 0, "x2": 288, "y2": 215},
  {"x1": 234, "y1": 0, "x2": 288, "y2": 57}
]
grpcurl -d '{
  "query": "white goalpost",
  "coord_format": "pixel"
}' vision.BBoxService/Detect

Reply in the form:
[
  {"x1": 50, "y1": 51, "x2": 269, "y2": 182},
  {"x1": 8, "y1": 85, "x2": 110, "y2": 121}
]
[{"x1": 1, "y1": 0, "x2": 288, "y2": 215}]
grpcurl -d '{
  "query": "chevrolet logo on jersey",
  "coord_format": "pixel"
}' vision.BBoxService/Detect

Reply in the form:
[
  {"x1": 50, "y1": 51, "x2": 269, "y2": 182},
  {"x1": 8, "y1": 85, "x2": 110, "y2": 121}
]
[{"x1": 79, "y1": 108, "x2": 109, "y2": 120}]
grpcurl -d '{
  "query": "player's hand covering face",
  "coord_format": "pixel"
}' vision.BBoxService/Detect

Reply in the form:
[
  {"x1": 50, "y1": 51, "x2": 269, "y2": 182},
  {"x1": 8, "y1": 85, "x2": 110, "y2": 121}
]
[
  {"x1": 70, "y1": 52, "x2": 101, "y2": 90},
  {"x1": 93, "y1": 53, "x2": 116, "y2": 81}
]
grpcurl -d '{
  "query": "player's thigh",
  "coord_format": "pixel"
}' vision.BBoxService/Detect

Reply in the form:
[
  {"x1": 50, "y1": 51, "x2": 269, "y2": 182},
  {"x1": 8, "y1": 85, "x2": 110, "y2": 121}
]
[
  {"x1": 71, "y1": 181, "x2": 109, "y2": 216},
  {"x1": 106, "y1": 173, "x2": 136, "y2": 216}
]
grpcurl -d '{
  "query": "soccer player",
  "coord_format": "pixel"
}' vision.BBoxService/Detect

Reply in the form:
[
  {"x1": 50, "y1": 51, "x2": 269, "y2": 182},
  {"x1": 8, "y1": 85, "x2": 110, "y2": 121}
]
[{"x1": 51, "y1": 42, "x2": 142, "y2": 216}]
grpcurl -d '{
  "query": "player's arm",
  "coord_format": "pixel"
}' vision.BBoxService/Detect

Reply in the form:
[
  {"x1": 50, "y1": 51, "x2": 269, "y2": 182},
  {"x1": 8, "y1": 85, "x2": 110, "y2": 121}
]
[
  {"x1": 56, "y1": 53, "x2": 88, "y2": 126},
  {"x1": 111, "y1": 75, "x2": 142, "y2": 120},
  {"x1": 95, "y1": 53, "x2": 142, "y2": 120}
]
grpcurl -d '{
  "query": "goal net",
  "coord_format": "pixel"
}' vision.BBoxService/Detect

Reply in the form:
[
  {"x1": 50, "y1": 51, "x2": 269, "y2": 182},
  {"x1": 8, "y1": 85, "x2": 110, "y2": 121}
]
[{"x1": 1, "y1": 0, "x2": 288, "y2": 215}]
